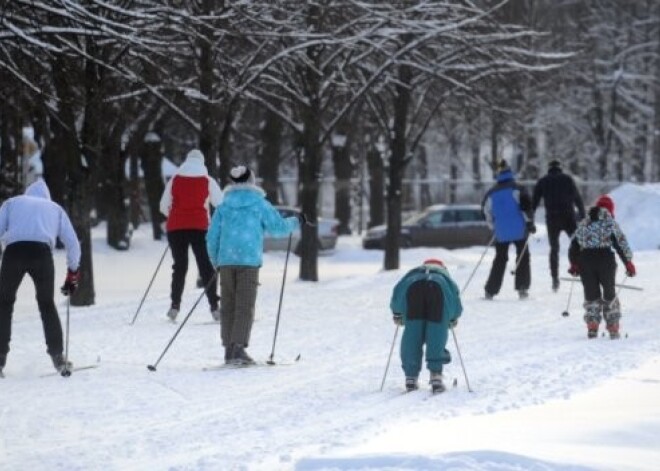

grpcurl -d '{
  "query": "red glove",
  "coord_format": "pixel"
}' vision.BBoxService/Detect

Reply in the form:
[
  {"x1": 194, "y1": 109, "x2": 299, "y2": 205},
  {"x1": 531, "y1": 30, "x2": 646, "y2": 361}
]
[
  {"x1": 568, "y1": 264, "x2": 579, "y2": 277},
  {"x1": 625, "y1": 261, "x2": 636, "y2": 277},
  {"x1": 61, "y1": 269, "x2": 80, "y2": 296}
]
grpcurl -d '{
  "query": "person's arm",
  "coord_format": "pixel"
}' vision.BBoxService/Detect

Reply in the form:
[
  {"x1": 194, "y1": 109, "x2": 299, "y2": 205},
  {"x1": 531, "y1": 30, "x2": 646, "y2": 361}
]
[
  {"x1": 159, "y1": 177, "x2": 174, "y2": 217},
  {"x1": 206, "y1": 208, "x2": 223, "y2": 267},
  {"x1": 532, "y1": 178, "x2": 543, "y2": 212},
  {"x1": 571, "y1": 178, "x2": 586, "y2": 219},
  {"x1": 208, "y1": 177, "x2": 223, "y2": 208},
  {"x1": 261, "y1": 202, "x2": 299, "y2": 237}
]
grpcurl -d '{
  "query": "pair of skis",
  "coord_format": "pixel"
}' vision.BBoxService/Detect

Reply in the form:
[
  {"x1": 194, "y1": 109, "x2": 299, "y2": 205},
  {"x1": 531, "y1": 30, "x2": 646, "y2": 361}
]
[{"x1": 203, "y1": 354, "x2": 301, "y2": 371}]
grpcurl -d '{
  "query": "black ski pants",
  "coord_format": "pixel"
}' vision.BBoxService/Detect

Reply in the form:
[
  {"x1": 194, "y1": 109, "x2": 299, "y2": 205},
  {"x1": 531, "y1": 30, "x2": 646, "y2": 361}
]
[
  {"x1": 579, "y1": 249, "x2": 616, "y2": 303},
  {"x1": 546, "y1": 212, "x2": 577, "y2": 280},
  {"x1": 485, "y1": 238, "x2": 530, "y2": 296},
  {"x1": 0, "y1": 242, "x2": 62, "y2": 356},
  {"x1": 167, "y1": 229, "x2": 218, "y2": 309}
]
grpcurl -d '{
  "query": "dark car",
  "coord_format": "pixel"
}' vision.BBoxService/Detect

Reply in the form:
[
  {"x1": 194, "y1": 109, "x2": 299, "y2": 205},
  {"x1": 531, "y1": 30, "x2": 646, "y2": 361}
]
[{"x1": 362, "y1": 204, "x2": 492, "y2": 249}]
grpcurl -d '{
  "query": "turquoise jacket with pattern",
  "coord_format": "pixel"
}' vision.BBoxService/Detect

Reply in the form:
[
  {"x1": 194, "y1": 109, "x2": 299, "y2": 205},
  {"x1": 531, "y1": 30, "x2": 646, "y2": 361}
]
[
  {"x1": 206, "y1": 184, "x2": 299, "y2": 268},
  {"x1": 390, "y1": 265, "x2": 463, "y2": 326}
]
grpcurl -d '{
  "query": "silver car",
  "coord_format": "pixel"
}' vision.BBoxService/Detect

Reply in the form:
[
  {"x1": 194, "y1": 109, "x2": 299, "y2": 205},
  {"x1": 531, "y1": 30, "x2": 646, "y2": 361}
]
[
  {"x1": 362, "y1": 204, "x2": 492, "y2": 249},
  {"x1": 264, "y1": 206, "x2": 339, "y2": 253}
]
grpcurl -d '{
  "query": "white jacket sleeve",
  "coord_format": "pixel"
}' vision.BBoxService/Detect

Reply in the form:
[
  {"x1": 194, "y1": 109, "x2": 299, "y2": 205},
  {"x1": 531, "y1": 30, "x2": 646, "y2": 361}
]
[
  {"x1": 208, "y1": 177, "x2": 223, "y2": 208},
  {"x1": 159, "y1": 178, "x2": 174, "y2": 217}
]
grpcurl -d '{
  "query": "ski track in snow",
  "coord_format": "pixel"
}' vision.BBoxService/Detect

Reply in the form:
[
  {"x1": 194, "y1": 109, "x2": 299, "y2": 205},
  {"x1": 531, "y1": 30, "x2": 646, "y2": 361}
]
[{"x1": 1, "y1": 228, "x2": 659, "y2": 470}]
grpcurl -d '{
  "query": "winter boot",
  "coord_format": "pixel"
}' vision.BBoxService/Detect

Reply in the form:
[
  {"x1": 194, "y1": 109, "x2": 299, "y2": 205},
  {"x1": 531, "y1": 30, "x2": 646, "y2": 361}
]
[
  {"x1": 50, "y1": 353, "x2": 72, "y2": 372},
  {"x1": 603, "y1": 298, "x2": 621, "y2": 340},
  {"x1": 484, "y1": 291, "x2": 494, "y2": 300},
  {"x1": 0, "y1": 353, "x2": 6, "y2": 377},
  {"x1": 224, "y1": 346, "x2": 232, "y2": 364},
  {"x1": 228, "y1": 344, "x2": 255, "y2": 365},
  {"x1": 552, "y1": 277, "x2": 560, "y2": 292},
  {"x1": 606, "y1": 322, "x2": 620, "y2": 339},
  {"x1": 210, "y1": 306, "x2": 221, "y2": 322},
  {"x1": 518, "y1": 289, "x2": 529, "y2": 300},
  {"x1": 587, "y1": 322, "x2": 600, "y2": 339},
  {"x1": 583, "y1": 300, "x2": 602, "y2": 339},
  {"x1": 430, "y1": 371, "x2": 445, "y2": 394},
  {"x1": 405, "y1": 376, "x2": 419, "y2": 392},
  {"x1": 166, "y1": 304, "x2": 180, "y2": 321}
]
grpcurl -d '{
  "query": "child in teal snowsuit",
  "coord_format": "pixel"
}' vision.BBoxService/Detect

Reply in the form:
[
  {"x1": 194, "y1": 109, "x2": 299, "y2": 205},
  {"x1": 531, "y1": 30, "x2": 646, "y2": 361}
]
[{"x1": 390, "y1": 259, "x2": 463, "y2": 392}]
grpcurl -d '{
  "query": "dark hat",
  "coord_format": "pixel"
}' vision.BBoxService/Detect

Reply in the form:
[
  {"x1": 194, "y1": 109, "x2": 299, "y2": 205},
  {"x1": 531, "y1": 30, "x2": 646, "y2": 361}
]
[
  {"x1": 229, "y1": 165, "x2": 255, "y2": 184},
  {"x1": 548, "y1": 159, "x2": 561, "y2": 169},
  {"x1": 496, "y1": 159, "x2": 509, "y2": 173}
]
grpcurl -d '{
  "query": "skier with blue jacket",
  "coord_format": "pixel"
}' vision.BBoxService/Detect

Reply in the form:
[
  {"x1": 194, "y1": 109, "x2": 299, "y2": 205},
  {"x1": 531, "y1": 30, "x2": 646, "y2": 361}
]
[
  {"x1": 390, "y1": 259, "x2": 462, "y2": 393},
  {"x1": 206, "y1": 166, "x2": 301, "y2": 365},
  {"x1": 482, "y1": 160, "x2": 535, "y2": 300}
]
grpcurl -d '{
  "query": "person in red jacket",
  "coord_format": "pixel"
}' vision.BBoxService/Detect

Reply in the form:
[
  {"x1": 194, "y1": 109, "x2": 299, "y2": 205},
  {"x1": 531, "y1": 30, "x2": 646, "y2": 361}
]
[{"x1": 159, "y1": 149, "x2": 223, "y2": 321}]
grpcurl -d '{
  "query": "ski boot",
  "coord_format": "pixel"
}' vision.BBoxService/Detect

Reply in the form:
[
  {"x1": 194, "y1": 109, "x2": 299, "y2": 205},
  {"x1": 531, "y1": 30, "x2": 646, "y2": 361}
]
[
  {"x1": 405, "y1": 376, "x2": 419, "y2": 392},
  {"x1": 166, "y1": 303, "x2": 180, "y2": 321},
  {"x1": 0, "y1": 353, "x2": 5, "y2": 378},
  {"x1": 484, "y1": 291, "x2": 494, "y2": 300},
  {"x1": 603, "y1": 298, "x2": 621, "y2": 340},
  {"x1": 583, "y1": 300, "x2": 602, "y2": 339},
  {"x1": 518, "y1": 289, "x2": 529, "y2": 300},
  {"x1": 430, "y1": 371, "x2": 445, "y2": 394},
  {"x1": 228, "y1": 344, "x2": 255, "y2": 365},
  {"x1": 606, "y1": 322, "x2": 621, "y2": 340},
  {"x1": 552, "y1": 277, "x2": 560, "y2": 292},
  {"x1": 50, "y1": 353, "x2": 73, "y2": 373},
  {"x1": 210, "y1": 307, "x2": 221, "y2": 322},
  {"x1": 587, "y1": 321, "x2": 600, "y2": 339}
]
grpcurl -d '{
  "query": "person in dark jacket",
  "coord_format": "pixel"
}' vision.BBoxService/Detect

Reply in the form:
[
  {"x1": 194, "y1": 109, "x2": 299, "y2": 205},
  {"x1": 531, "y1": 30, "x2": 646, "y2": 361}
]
[
  {"x1": 482, "y1": 160, "x2": 535, "y2": 300},
  {"x1": 0, "y1": 180, "x2": 81, "y2": 375},
  {"x1": 390, "y1": 259, "x2": 462, "y2": 393},
  {"x1": 568, "y1": 195, "x2": 635, "y2": 339},
  {"x1": 533, "y1": 159, "x2": 585, "y2": 291}
]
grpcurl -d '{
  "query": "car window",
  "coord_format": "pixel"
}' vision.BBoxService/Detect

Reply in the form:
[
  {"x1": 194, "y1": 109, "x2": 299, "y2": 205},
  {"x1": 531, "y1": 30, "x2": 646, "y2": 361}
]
[
  {"x1": 456, "y1": 209, "x2": 485, "y2": 222},
  {"x1": 423, "y1": 210, "x2": 455, "y2": 227}
]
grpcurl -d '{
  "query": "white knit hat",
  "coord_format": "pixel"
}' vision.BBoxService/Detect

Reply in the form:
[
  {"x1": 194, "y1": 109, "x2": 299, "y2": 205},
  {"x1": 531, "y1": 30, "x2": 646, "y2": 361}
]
[{"x1": 186, "y1": 149, "x2": 204, "y2": 163}]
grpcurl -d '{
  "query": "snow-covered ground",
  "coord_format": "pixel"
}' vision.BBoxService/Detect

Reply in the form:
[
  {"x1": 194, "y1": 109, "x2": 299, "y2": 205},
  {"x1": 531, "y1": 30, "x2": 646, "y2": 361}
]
[{"x1": 1, "y1": 184, "x2": 660, "y2": 471}]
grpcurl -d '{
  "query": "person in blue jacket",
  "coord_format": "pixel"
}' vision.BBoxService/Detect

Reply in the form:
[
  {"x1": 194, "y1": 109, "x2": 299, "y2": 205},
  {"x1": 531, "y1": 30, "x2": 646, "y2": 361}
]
[
  {"x1": 206, "y1": 166, "x2": 301, "y2": 365},
  {"x1": 482, "y1": 160, "x2": 535, "y2": 300},
  {"x1": 390, "y1": 259, "x2": 462, "y2": 393}
]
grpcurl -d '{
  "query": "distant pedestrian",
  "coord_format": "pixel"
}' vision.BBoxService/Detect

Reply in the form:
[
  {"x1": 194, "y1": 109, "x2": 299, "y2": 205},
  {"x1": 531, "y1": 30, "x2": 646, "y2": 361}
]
[
  {"x1": 389, "y1": 259, "x2": 463, "y2": 393},
  {"x1": 159, "y1": 149, "x2": 223, "y2": 322},
  {"x1": 0, "y1": 179, "x2": 81, "y2": 375},
  {"x1": 568, "y1": 195, "x2": 635, "y2": 339},
  {"x1": 482, "y1": 160, "x2": 535, "y2": 300},
  {"x1": 206, "y1": 165, "x2": 301, "y2": 365},
  {"x1": 533, "y1": 159, "x2": 585, "y2": 291}
]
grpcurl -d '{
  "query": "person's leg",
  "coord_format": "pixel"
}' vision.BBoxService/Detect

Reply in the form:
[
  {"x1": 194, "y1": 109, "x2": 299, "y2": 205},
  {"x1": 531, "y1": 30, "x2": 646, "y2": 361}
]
[
  {"x1": 513, "y1": 238, "x2": 531, "y2": 292},
  {"x1": 0, "y1": 245, "x2": 28, "y2": 358},
  {"x1": 424, "y1": 321, "x2": 451, "y2": 374},
  {"x1": 546, "y1": 217, "x2": 561, "y2": 283},
  {"x1": 599, "y1": 254, "x2": 619, "y2": 338},
  {"x1": 219, "y1": 267, "x2": 237, "y2": 350},
  {"x1": 27, "y1": 247, "x2": 61, "y2": 356},
  {"x1": 579, "y1": 253, "x2": 603, "y2": 338},
  {"x1": 400, "y1": 320, "x2": 425, "y2": 381},
  {"x1": 229, "y1": 267, "x2": 259, "y2": 347},
  {"x1": 189, "y1": 230, "x2": 219, "y2": 310},
  {"x1": 484, "y1": 242, "x2": 509, "y2": 297},
  {"x1": 167, "y1": 231, "x2": 189, "y2": 309}
]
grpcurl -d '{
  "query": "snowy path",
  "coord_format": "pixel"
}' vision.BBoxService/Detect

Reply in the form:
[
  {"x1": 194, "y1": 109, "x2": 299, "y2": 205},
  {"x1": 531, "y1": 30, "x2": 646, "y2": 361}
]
[{"x1": 1, "y1": 228, "x2": 659, "y2": 470}]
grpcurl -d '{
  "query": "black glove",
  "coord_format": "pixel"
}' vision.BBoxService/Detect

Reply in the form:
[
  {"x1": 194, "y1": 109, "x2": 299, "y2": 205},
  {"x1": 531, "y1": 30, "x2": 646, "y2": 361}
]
[
  {"x1": 61, "y1": 269, "x2": 80, "y2": 296},
  {"x1": 393, "y1": 314, "x2": 403, "y2": 326},
  {"x1": 297, "y1": 212, "x2": 308, "y2": 226},
  {"x1": 526, "y1": 221, "x2": 537, "y2": 234},
  {"x1": 449, "y1": 319, "x2": 458, "y2": 328}
]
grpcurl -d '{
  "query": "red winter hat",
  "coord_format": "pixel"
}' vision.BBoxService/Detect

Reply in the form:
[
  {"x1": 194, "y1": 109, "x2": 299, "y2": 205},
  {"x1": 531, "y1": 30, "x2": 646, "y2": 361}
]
[
  {"x1": 596, "y1": 195, "x2": 614, "y2": 216},
  {"x1": 423, "y1": 258, "x2": 445, "y2": 268}
]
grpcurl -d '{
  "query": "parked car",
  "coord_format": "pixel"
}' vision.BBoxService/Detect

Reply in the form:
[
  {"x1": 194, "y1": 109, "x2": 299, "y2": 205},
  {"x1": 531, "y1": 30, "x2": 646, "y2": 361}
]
[
  {"x1": 264, "y1": 206, "x2": 339, "y2": 253},
  {"x1": 362, "y1": 204, "x2": 492, "y2": 249}
]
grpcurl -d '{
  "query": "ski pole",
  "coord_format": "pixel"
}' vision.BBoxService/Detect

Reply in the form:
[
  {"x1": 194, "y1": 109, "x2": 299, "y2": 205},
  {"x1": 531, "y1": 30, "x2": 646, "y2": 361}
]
[
  {"x1": 461, "y1": 236, "x2": 495, "y2": 294},
  {"x1": 379, "y1": 324, "x2": 399, "y2": 392},
  {"x1": 130, "y1": 244, "x2": 170, "y2": 325},
  {"x1": 559, "y1": 277, "x2": 641, "y2": 291},
  {"x1": 450, "y1": 326, "x2": 473, "y2": 392},
  {"x1": 510, "y1": 237, "x2": 530, "y2": 275},
  {"x1": 61, "y1": 294, "x2": 72, "y2": 377},
  {"x1": 147, "y1": 273, "x2": 217, "y2": 372},
  {"x1": 267, "y1": 233, "x2": 293, "y2": 365},
  {"x1": 562, "y1": 278, "x2": 575, "y2": 317}
]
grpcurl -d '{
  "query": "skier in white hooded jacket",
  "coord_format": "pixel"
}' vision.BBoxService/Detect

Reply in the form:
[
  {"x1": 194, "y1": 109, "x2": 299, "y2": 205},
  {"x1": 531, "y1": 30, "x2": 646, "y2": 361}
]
[{"x1": 0, "y1": 179, "x2": 81, "y2": 375}]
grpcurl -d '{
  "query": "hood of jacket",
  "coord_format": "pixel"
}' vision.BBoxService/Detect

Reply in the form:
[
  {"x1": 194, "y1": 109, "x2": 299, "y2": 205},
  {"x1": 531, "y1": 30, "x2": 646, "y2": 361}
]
[
  {"x1": 24, "y1": 179, "x2": 51, "y2": 200},
  {"x1": 177, "y1": 149, "x2": 208, "y2": 177},
  {"x1": 222, "y1": 184, "x2": 266, "y2": 209},
  {"x1": 496, "y1": 169, "x2": 515, "y2": 183}
]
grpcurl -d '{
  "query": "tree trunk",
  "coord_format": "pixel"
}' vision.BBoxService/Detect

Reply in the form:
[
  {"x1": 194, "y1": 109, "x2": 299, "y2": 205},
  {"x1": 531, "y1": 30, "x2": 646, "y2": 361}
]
[
  {"x1": 141, "y1": 133, "x2": 165, "y2": 240},
  {"x1": 331, "y1": 131, "x2": 353, "y2": 235},
  {"x1": 418, "y1": 145, "x2": 432, "y2": 208},
  {"x1": 198, "y1": 5, "x2": 219, "y2": 178},
  {"x1": 384, "y1": 64, "x2": 412, "y2": 271},
  {"x1": 366, "y1": 141, "x2": 385, "y2": 228},
  {"x1": 259, "y1": 108, "x2": 282, "y2": 204}
]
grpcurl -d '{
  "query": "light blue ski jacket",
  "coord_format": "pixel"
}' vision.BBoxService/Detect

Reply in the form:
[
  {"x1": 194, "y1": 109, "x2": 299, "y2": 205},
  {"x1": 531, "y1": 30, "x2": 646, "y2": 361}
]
[{"x1": 206, "y1": 184, "x2": 299, "y2": 268}]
